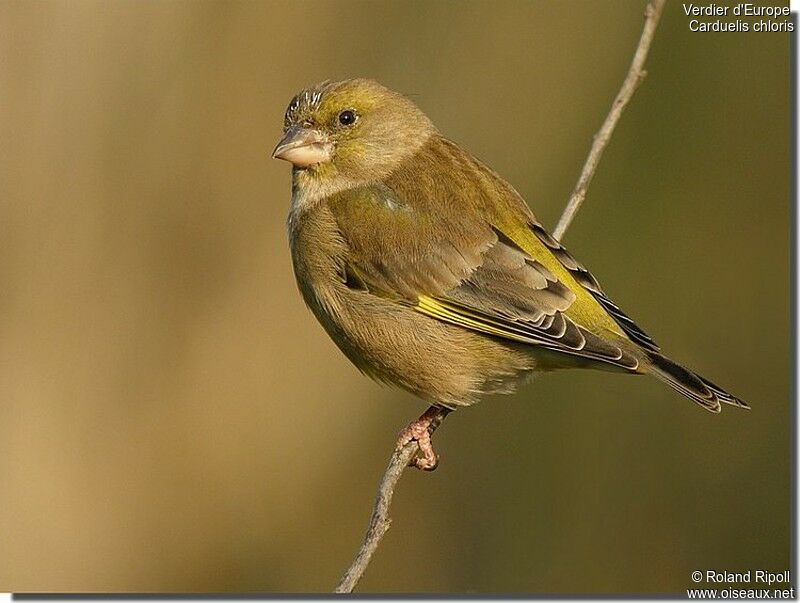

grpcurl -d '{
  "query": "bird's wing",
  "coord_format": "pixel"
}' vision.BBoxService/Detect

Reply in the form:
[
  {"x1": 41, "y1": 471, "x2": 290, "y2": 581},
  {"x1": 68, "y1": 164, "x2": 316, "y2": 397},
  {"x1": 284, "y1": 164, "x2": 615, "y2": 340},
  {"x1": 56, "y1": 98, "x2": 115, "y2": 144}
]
[
  {"x1": 326, "y1": 136, "x2": 656, "y2": 370},
  {"x1": 521, "y1": 220, "x2": 660, "y2": 353},
  {"x1": 414, "y1": 229, "x2": 643, "y2": 371}
]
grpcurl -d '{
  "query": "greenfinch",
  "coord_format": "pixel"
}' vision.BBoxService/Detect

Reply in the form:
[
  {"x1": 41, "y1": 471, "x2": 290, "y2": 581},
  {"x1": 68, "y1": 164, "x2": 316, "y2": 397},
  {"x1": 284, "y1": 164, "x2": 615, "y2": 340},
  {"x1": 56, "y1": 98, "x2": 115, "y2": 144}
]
[{"x1": 273, "y1": 78, "x2": 747, "y2": 470}]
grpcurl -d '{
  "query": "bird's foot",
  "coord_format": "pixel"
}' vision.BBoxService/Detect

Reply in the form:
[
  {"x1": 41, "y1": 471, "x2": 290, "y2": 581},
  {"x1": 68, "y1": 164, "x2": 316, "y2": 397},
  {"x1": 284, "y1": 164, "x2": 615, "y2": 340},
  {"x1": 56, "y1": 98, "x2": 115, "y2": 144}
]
[{"x1": 396, "y1": 407, "x2": 446, "y2": 471}]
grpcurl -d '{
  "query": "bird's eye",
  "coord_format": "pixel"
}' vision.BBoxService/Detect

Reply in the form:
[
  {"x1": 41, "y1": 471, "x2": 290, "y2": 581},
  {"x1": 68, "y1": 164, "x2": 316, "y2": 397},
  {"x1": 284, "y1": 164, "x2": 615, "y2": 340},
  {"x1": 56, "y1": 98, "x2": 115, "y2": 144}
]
[
  {"x1": 289, "y1": 96, "x2": 299, "y2": 111},
  {"x1": 338, "y1": 110, "x2": 357, "y2": 126}
]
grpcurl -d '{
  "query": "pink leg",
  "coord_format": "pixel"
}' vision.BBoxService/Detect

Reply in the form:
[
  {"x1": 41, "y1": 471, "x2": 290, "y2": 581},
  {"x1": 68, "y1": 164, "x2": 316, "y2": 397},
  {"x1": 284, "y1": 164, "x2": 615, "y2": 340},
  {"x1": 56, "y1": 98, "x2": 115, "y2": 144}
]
[{"x1": 396, "y1": 407, "x2": 448, "y2": 471}]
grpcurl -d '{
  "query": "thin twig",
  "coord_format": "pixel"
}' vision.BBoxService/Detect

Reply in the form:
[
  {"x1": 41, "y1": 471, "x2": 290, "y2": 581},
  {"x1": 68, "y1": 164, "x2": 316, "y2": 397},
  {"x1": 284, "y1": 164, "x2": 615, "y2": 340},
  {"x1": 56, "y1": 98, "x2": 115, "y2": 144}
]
[
  {"x1": 552, "y1": 0, "x2": 666, "y2": 241},
  {"x1": 334, "y1": 0, "x2": 666, "y2": 593},
  {"x1": 334, "y1": 406, "x2": 448, "y2": 593}
]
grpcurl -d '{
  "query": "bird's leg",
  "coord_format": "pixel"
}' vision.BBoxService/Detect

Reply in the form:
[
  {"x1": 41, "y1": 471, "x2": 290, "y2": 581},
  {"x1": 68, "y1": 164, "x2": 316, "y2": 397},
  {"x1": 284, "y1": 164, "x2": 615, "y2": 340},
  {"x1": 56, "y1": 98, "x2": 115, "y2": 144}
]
[{"x1": 396, "y1": 406, "x2": 450, "y2": 471}]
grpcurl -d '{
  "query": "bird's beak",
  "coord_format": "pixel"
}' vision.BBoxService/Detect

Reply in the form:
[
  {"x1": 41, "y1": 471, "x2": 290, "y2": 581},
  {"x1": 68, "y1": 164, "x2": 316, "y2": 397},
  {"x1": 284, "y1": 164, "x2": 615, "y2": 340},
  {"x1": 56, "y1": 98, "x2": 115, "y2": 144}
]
[{"x1": 272, "y1": 126, "x2": 332, "y2": 168}]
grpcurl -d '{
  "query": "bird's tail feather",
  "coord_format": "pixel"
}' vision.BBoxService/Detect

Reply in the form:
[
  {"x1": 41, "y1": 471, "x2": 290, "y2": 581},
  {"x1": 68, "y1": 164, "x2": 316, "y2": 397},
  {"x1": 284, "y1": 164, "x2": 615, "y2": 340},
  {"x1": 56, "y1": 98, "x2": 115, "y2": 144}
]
[{"x1": 647, "y1": 352, "x2": 749, "y2": 413}]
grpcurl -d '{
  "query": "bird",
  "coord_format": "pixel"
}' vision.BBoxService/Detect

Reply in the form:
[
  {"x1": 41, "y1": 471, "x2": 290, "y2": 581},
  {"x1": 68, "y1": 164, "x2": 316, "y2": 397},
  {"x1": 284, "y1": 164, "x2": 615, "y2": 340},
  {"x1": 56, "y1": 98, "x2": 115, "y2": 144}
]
[{"x1": 272, "y1": 78, "x2": 748, "y2": 470}]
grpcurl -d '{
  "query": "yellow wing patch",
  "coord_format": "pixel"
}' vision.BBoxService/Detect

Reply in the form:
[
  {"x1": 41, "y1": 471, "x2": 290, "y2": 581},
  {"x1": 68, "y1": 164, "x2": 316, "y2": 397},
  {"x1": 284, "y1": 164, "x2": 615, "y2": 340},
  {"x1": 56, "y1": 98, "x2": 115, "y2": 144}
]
[
  {"x1": 414, "y1": 295, "x2": 640, "y2": 371},
  {"x1": 416, "y1": 295, "x2": 532, "y2": 343}
]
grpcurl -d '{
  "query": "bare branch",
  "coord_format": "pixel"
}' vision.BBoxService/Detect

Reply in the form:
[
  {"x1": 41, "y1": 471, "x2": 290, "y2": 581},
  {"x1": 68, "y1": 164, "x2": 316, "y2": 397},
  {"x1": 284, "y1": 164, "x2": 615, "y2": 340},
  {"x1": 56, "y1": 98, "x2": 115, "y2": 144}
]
[
  {"x1": 553, "y1": 0, "x2": 667, "y2": 241},
  {"x1": 334, "y1": 406, "x2": 448, "y2": 594},
  {"x1": 334, "y1": 0, "x2": 666, "y2": 593}
]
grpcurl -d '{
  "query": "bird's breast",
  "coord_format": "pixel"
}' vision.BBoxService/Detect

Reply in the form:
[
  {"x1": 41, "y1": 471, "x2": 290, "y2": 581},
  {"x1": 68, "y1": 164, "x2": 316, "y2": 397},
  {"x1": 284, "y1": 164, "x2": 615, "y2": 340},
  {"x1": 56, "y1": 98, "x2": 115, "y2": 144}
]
[{"x1": 287, "y1": 200, "x2": 349, "y2": 320}]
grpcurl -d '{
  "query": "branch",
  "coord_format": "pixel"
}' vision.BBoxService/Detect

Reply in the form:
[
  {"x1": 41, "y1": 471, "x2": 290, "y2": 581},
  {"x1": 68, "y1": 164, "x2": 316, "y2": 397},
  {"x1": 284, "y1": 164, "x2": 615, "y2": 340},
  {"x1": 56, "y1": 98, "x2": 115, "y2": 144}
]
[
  {"x1": 334, "y1": 406, "x2": 448, "y2": 594},
  {"x1": 334, "y1": 0, "x2": 666, "y2": 593},
  {"x1": 553, "y1": 0, "x2": 666, "y2": 241}
]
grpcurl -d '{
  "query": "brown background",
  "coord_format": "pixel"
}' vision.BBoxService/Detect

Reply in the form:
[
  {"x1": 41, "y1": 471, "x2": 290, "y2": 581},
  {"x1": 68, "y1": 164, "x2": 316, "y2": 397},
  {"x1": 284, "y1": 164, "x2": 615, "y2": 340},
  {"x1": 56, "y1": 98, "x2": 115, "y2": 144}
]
[{"x1": 0, "y1": 0, "x2": 790, "y2": 594}]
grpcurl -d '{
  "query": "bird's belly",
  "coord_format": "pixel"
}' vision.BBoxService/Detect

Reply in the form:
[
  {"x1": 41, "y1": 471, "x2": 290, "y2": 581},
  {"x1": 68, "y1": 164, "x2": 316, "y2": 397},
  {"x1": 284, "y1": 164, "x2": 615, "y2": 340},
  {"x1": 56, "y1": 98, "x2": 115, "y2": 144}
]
[{"x1": 304, "y1": 281, "x2": 538, "y2": 407}]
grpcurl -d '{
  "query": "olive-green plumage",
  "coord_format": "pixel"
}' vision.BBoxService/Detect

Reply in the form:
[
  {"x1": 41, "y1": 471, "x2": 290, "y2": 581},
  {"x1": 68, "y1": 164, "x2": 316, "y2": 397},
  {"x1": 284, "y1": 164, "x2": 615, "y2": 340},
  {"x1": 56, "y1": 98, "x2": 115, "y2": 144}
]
[{"x1": 273, "y1": 78, "x2": 747, "y2": 413}]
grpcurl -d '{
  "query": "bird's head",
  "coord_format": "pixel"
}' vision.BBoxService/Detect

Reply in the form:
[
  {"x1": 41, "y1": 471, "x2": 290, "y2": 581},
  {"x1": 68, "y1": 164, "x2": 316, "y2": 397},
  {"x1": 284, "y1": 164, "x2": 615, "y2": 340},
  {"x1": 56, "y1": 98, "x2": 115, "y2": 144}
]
[{"x1": 272, "y1": 79, "x2": 435, "y2": 187}]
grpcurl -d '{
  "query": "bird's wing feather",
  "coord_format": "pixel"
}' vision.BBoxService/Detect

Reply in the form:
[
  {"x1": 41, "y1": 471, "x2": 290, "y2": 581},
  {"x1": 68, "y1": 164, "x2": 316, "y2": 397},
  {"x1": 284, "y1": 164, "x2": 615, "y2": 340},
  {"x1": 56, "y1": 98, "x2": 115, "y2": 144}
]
[
  {"x1": 326, "y1": 135, "x2": 653, "y2": 370},
  {"x1": 414, "y1": 233, "x2": 641, "y2": 370},
  {"x1": 523, "y1": 221, "x2": 660, "y2": 352}
]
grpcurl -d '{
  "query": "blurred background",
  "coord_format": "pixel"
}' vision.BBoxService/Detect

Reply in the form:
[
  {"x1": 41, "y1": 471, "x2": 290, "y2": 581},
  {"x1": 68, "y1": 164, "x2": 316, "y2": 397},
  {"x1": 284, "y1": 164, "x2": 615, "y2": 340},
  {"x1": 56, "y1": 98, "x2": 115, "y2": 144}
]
[{"x1": 0, "y1": 0, "x2": 790, "y2": 594}]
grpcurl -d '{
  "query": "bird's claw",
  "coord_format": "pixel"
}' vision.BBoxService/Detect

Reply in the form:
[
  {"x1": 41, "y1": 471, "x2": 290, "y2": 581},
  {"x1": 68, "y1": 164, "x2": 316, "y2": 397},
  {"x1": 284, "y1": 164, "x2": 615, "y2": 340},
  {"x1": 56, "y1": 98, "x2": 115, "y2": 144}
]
[{"x1": 397, "y1": 410, "x2": 440, "y2": 471}]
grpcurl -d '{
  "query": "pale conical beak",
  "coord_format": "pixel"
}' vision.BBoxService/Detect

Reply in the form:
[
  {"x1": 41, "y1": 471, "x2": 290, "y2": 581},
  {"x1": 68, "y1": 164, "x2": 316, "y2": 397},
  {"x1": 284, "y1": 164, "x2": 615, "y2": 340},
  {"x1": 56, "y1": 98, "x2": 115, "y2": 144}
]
[{"x1": 271, "y1": 126, "x2": 332, "y2": 168}]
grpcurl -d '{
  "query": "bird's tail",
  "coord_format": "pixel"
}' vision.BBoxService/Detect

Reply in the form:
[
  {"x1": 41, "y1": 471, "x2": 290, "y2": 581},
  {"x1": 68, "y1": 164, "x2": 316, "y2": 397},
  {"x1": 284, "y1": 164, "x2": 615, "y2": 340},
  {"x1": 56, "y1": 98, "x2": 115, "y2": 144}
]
[{"x1": 646, "y1": 352, "x2": 749, "y2": 413}]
